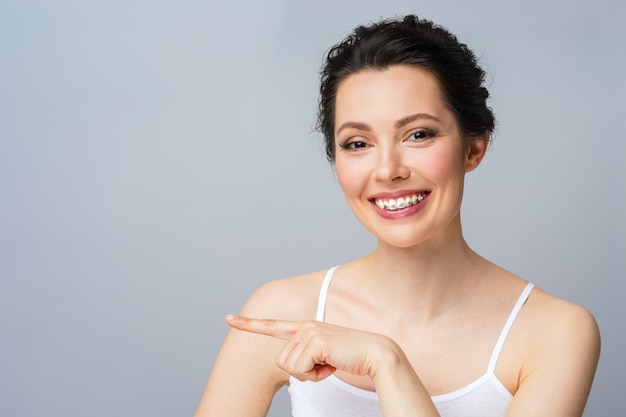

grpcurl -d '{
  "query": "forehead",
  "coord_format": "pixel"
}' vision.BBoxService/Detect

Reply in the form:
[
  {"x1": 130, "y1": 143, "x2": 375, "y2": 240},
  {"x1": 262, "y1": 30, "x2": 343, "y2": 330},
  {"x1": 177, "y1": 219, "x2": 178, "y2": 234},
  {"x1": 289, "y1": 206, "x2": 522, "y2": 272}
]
[{"x1": 334, "y1": 65, "x2": 452, "y2": 129}]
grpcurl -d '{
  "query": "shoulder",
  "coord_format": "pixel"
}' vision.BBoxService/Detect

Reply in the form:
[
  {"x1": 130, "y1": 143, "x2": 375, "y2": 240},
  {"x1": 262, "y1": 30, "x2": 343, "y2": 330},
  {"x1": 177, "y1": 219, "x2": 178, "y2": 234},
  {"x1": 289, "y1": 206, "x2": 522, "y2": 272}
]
[
  {"x1": 513, "y1": 287, "x2": 600, "y2": 397},
  {"x1": 195, "y1": 267, "x2": 332, "y2": 413},
  {"x1": 502, "y1": 287, "x2": 600, "y2": 414},
  {"x1": 239, "y1": 268, "x2": 330, "y2": 321},
  {"x1": 481, "y1": 263, "x2": 599, "y2": 348},
  {"x1": 523, "y1": 287, "x2": 600, "y2": 353}
]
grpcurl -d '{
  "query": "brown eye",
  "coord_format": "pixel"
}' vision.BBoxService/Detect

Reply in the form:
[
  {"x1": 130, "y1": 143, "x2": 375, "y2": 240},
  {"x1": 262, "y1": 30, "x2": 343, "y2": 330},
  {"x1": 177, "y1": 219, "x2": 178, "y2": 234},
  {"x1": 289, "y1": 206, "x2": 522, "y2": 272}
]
[
  {"x1": 408, "y1": 129, "x2": 436, "y2": 141},
  {"x1": 340, "y1": 140, "x2": 368, "y2": 150}
]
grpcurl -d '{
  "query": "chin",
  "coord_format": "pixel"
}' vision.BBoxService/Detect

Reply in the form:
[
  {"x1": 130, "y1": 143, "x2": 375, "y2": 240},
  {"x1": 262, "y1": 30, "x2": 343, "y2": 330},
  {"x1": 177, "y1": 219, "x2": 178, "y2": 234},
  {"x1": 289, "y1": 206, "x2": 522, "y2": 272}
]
[
  {"x1": 373, "y1": 230, "x2": 431, "y2": 249},
  {"x1": 381, "y1": 239, "x2": 425, "y2": 249}
]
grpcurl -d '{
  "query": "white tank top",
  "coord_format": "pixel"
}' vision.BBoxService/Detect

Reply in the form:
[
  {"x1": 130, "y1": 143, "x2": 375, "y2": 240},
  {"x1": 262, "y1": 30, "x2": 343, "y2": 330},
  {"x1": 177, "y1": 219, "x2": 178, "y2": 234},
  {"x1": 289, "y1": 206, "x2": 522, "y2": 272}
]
[{"x1": 288, "y1": 266, "x2": 535, "y2": 417}]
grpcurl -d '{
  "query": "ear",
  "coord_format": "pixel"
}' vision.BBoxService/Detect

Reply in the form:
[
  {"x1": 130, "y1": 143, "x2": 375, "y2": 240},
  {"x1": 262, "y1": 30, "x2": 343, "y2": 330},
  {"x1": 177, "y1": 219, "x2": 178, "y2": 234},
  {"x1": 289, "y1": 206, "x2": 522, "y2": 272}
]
[{"x1": 464, "y1": 132, "x2": 489, "y2": 172}]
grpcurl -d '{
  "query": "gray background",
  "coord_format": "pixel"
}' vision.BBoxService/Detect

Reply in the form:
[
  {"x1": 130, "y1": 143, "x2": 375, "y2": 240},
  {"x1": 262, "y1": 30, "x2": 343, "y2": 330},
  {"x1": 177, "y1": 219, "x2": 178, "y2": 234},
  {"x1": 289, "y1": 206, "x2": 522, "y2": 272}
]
[{"x1": 1, "y1": 0, "x2": 624, "y2": 416}]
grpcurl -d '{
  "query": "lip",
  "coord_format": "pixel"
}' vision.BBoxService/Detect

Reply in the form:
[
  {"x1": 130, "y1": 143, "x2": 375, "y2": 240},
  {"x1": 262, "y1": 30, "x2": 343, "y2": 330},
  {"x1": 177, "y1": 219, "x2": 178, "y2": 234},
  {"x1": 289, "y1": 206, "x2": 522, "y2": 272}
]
[{"x1": 368, "y1": 190, "x2": 431, "y2": 220}]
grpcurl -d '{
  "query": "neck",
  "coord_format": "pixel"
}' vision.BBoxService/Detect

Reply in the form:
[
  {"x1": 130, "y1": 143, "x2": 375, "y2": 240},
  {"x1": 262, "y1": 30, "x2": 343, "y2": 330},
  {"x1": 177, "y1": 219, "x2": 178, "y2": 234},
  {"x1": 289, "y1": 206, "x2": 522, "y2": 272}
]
[{"x1": 357, "y1": 226, "x2": 485, "y2": 322}]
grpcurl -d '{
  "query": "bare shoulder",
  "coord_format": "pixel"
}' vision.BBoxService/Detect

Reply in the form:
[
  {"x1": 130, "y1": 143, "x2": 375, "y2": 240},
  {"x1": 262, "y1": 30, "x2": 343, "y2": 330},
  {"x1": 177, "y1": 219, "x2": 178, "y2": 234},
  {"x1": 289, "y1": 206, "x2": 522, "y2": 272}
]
[
  {"x1": 193, "y1": 268, "x2": 330, "y2": 417},
  {"x1": 507, "y1": 285, "x2": 601, "y2": 415},
  {"x1": 239, "y1": 268, "x2": 329, "y2": 321},
  {"x1": 522, "y1": 287, "x2": 600, "y2": 353},
  {"x1": 482, "y1": 262, "x2": 600, "y2": 350}
]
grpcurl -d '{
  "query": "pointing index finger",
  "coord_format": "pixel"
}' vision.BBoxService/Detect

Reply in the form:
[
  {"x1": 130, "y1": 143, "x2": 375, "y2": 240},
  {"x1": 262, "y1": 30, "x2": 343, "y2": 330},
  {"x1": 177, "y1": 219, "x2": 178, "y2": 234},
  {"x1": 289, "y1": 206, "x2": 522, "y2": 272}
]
[{"x1": 226, "y1": 314, "x2": 298, "y2": 340}]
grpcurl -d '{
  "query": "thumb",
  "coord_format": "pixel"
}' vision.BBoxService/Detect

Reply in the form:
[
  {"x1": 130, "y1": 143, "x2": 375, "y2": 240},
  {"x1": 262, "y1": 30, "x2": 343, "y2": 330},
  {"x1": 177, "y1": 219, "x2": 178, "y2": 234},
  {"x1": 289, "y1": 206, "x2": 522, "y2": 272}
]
[{"x1": 312, "y1": 363, "x2": 337, "y2": 381}]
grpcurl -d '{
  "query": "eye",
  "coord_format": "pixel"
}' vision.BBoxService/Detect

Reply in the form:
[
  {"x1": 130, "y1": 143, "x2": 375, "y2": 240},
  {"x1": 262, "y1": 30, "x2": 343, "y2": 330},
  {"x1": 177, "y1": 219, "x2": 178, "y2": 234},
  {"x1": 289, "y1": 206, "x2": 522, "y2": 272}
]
[
  {"x1": 339, "y1": 140, "x2": 369, "y2": 150},
  {"x1": 407, "y1": 129, "x2": 436, "y2": 142}
]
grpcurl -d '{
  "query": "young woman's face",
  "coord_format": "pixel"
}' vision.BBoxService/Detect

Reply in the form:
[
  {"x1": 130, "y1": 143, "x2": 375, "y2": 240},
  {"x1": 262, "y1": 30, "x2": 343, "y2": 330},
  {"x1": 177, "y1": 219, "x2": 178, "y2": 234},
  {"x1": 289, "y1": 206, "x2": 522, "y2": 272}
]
[{"x1": 333, "y1": 65, "x2": 485, "y2": 248}]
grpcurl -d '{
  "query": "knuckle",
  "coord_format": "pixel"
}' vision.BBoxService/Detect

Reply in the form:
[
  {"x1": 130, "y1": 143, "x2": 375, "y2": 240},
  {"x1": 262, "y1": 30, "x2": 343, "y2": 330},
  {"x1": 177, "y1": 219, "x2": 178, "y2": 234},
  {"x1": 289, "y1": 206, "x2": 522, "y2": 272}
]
[
  {"x1": 302, "y1": 320, "x2": 318, "y2": 331},
  {"x1": 274, "y1": 356, "x2": 285, "y2": 369},
  {"x1": 292, "y1": 373, "x2": 308, "y2": 382},
  {"x1": 294, "y1": 320, "x2": 318, "y2": 338},
  {"x1": 310, "y1": 333, "x2": 326, "y2": 349}
]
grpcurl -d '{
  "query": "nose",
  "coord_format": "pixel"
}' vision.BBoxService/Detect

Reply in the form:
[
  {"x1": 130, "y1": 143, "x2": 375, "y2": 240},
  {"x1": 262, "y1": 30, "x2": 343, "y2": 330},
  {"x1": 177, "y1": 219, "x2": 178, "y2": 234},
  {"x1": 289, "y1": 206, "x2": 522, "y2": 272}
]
[{"x1": 373, "y1": 144, "x2": 410, "y2": 183}]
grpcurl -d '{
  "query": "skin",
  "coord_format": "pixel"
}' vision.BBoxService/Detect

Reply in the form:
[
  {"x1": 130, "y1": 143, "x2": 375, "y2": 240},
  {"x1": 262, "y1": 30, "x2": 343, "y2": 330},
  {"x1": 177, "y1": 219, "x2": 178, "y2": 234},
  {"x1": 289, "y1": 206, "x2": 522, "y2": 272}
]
[{"x1": 194, "y1": 65, "x2": 600, "y2": 417}]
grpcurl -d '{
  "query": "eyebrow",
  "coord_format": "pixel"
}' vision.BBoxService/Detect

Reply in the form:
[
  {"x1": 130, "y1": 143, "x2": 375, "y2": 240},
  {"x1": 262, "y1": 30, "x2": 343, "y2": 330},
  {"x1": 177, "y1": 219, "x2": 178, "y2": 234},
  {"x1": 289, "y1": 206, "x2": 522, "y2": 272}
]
[
  {"x1": 335, "y1": 121, "x2": 372, "y2": 136},
  {"x1": 335, "y1": 113, "x2": 443, "y2": 136},
  {"x1": 395, "y1": 113, "x2": 443, "y2": 129}
]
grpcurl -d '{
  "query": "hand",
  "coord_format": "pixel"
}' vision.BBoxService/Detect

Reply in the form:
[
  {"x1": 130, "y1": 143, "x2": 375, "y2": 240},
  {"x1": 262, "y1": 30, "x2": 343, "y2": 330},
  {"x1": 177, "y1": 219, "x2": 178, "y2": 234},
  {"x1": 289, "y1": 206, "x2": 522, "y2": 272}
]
[
  {"x1": 226, "y1": 315, "x2": 442, "y2": 417},
  {"x1": 226, "y1": 315, "x2": 395, "y2": 383}
]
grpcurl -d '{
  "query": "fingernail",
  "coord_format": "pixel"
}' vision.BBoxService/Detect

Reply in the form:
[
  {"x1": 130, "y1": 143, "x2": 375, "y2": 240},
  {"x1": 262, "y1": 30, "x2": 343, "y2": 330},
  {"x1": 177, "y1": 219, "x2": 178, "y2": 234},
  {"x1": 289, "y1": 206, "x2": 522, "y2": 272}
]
[{"x1": 225, "y1": 314, "x2": 238, "y2": 321}]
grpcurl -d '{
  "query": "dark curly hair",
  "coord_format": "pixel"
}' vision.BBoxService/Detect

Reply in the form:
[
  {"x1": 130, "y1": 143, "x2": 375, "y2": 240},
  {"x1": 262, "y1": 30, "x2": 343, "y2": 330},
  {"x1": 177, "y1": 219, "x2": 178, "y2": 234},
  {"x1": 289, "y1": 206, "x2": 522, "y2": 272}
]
[{"x1": 318, "y1": 15, "x2": 495, "y2": 163}]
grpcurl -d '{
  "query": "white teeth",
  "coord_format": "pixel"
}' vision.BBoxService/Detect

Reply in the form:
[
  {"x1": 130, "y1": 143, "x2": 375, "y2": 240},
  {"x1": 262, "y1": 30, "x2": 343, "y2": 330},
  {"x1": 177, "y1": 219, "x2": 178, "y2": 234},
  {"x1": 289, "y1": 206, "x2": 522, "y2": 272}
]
[{"x1": 374, "y1": 193, "x2": 427, "y2": 211}]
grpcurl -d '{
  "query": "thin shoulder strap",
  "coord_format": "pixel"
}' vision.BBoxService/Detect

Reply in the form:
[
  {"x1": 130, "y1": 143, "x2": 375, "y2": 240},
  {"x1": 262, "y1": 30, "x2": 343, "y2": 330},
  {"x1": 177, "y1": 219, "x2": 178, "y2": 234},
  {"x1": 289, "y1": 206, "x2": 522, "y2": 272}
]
[
  {"x1": 316, "y1": 266, "x2": 339, "y2": 322},
  {"x1": 487, "y1": 282, "x2": 535, "y2": 373}
]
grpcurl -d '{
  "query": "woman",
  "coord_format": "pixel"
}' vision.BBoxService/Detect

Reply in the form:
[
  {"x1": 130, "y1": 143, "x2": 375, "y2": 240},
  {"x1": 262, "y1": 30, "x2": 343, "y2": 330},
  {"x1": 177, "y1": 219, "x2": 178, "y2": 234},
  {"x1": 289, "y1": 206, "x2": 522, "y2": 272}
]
[{"x1": 194, "y1": 15, "x2": 600, "y2": 417}]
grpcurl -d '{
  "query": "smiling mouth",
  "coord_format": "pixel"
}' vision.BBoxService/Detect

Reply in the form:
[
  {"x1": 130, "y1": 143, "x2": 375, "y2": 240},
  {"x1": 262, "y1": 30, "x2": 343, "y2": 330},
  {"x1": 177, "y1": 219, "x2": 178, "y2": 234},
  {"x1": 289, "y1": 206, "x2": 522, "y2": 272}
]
[{"x1": 373, "y1": 192, "x2": 429, "y2": 211}]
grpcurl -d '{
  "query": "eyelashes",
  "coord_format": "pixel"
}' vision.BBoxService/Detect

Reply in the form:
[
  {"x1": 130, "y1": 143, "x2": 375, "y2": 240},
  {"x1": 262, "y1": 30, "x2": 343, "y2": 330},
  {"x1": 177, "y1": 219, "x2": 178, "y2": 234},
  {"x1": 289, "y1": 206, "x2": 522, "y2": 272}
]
[
  {"x1": 339, "y1": 140, "x2": 368, "y2": 150},
  {"x1": 407, "y1": 129, "x2": 437, "y2": 141},
  {"x1": 338, "y1": 129, "x2": 438, "y2": 151}
]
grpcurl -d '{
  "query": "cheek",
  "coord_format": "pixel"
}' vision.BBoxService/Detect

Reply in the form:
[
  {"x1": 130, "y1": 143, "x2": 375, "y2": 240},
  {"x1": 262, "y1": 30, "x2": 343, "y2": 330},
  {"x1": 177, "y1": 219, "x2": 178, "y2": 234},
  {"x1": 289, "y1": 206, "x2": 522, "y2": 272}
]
[
  {"x1": 335, "y1": 159, "x2": 369, "y2": 197},
  {"x1": 425, "y1": 156, "x2": 456, "y2": 181},
  {"x1": 420, "y1": 146, "x2": 466, "y2": 182}
]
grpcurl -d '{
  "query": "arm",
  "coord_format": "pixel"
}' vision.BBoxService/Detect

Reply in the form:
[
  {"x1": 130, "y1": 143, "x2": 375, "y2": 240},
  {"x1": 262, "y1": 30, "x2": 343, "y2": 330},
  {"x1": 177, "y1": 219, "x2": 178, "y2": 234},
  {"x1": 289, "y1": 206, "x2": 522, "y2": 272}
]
[
  {"x1": 506, "y1": 301, "x2": 600, "y2": 417},
  {"x1": 193, "y1": 283, "x2": 292, "y2": 417}
]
